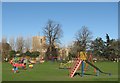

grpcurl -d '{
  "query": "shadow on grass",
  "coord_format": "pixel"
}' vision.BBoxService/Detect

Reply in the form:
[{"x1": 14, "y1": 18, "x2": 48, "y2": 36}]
[{"x1": 73, "y1": 72, "x2": 96, "y2": 77}]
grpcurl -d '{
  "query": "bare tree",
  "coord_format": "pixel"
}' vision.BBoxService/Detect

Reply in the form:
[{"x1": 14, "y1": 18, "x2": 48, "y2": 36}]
[
  {"x1": 9, "y1": 37, "x2": 15, "y2": 50},
  {"x1": 0, "y1": 42, "x2": 2, "y2": 62},
  {"x1": 24, "y1": 36, "x2": 32, "y2": 51},
  {"x1": 43, "y1": 20, "x2": 63, "y2": 59},
  {"x1": 2, "y1": 36, "x2": 7, "y2": 43},
  {"x1": 2, "y1": 37, "x2": 11, "y2": 61},
  {"x1": 75, "y1": 26, "x2": 92, "y2": 52},
  {"x1": 16, "y1": 36, "x2": 24, "y2": 53}
]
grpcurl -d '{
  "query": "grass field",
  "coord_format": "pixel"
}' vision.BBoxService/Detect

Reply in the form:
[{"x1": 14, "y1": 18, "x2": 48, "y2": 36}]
[
  {"x1": 0, "y1": 62, "x2": 2, "y2": 82},
  {"x1": 2, "y1": 61, "x2": 118, "y2": 81}
]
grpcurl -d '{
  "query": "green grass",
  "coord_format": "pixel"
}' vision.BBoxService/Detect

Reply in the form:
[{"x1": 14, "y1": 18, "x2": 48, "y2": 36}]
[
  {"x1": 2, "y1": 61, "x2": 118, "y2": 81},
  {"x1": 0, "y1": 62, "x2": 2, "y2": 82}
]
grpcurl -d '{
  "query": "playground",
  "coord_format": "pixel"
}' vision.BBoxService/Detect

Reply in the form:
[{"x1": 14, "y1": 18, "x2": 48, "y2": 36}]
[{"x1": 2, "y1": 61, "x2": 118, "y2": 81}]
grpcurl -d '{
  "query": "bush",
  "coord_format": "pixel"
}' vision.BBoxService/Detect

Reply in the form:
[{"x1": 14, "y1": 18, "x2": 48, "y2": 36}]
[
  {"x1": 24, "y1": 51, "x2": 31, "y2": 56},
  {"x1": 9, "y1": 50, "x2": 16, "y2": 58},
  {"x1": 31, "y1": 51, "x2": 40, "y2": 58}
]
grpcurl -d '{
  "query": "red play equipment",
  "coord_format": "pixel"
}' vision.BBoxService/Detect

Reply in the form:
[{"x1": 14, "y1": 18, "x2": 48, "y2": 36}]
[
  {"x1": 69, "y1": 58, "x2": 82, "y2": 77},
  {"x1": 12, "y1": 63, "x2": 26, "y2": 68}
]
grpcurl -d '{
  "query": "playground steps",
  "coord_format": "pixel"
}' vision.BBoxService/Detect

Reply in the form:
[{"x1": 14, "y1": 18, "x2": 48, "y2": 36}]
[{"x1": 69, "y1": 59, "x2": 82, "y2": 78}]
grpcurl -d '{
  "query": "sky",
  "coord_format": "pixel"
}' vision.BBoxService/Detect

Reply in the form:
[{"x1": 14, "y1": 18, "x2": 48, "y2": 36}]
[
  {"x1": 2, "y1": 2, "x2": 118, "y2": 46},
  {"x1": 0, "y1": 2, "x2": 2, "y2": 44},
  {"x1": 1, "y1": 0, "x2": 120, "y2": 2}
]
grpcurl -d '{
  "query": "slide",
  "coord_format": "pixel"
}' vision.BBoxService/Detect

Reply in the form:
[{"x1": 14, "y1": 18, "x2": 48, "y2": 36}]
[
  {"x1": 70, "y1": 60, "x2": 82, "y2": 77},
  {"x1": 85, "y1": 60, "x2": 111, "y2": 75}
]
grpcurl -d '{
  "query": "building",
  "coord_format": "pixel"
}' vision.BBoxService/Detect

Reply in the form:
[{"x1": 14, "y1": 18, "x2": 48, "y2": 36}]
[
  {"x1": 59, "y1": 47, "x2": 70, "y2": 60},
  {"x1": 32, "y1": 36, "x2": 47, "y2": 57}
]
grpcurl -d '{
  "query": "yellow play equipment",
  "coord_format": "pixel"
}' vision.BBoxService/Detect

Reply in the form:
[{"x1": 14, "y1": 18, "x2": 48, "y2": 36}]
[
  {"x1": 79, "y1": 51, "x2": 87, "y2": 60},
  {"x1": 59, "y1": 61, "x2": 71, "y2": 69},
  {"x1": 29, "y1": 64, "x2": 33, "y2": 68}
]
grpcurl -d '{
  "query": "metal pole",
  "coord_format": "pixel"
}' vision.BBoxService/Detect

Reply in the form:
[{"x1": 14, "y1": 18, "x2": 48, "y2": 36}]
[{"x1": 81, "y1": 61, "x2": 84, "y2": 77}]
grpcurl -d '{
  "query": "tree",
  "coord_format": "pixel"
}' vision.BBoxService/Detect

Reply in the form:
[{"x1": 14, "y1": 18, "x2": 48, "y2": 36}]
[
  {"x1": 68, "y1": 41, "x2": 81, "y2": 58},
  {"x1": 91, "y1": 34, "x2": 119, "y2": 61},
  {"x1": 16, "y1": 36, "x2": 24, "y2": 53},
  {"x1": 2, "y1": 37, "x2": 12, "y2": 61},
  {"x1": 75, "y1": 26, "x2": 92, "y2": 52},
  {"x1": 104, "y1": 39, "x2": 119, "y2": 60},
  {"x1": 2, "y1": 43, "x2": 12, "y2": 61},
  {"x1": 24, "y1": 36, "x2": 32, "y2": 51},
  {"x1": 2, "y1": 36, "x2": 7, "y2": 43},
  {"x1": 118, "y1": 40, "x2": 120, "y2": 59},
  {"x1": 9, "y1": 37, "x2": 15, "y2": 50},
  {"x1": 68, "y1": 26, "x2": 92, "y2": 58},
  {"x1": 106, "y1": 33, "x2": 110, "y2": 46},
  {"x1": 90, "y1": 37, "x2": 105, "y2": 58},
  {"x1": 110, "y1": 39, "x2": 119, "y2": 60},
  {"x1": 43, "y1": 20, "x2": 63, "y2": 60},
  {"x1": 0, "y1": 43, "x2": 1, "y2": 62},
  {"x1": 0, "y1": 42, "x2": 2, "y2": 54}
]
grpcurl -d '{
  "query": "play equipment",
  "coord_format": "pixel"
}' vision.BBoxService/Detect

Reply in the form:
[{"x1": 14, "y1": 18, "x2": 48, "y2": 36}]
[
  {"x1": 84, "y1": 60, "x2": 111, "y2": 75},
  {"x1": 40, "y1": 57, "x2": 45, "y2": 63},
  {"x1": 59, "y1": 61, "x2": 71, "y2": 69},
  {"x1": 69, "y1": 51, "x2": 111, "y2": 78},
  {"x1": 10, "y1": 57, "x2": 28, "y2": 73},
  {"x1": 84, "y1": 53, "x2": 96, "y2": 73},
  {"x1": 12, "y1": 66, "x2": 18, "y2": 73},
  {"x1": 9, "y1": 59, "x2": 13, "y2": 64},
  {"x1": 69, "y1": 58, "x2": 82, "y2": 77},
  {"x1": 30, "y1": 60, "x2": 36, "y2": 64},
  {"x1": 29, "y1": 64, "x2": 33, "y2": 68},
  {"x1": 12, "y1": 63, "x2": 26, "y2": 68},
  {"x1": 10, "y1": 57, "x2": 27, "y2": 69},
  {"x1": 9, "y1": 56, "x2": 36, "y2": 73}
]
